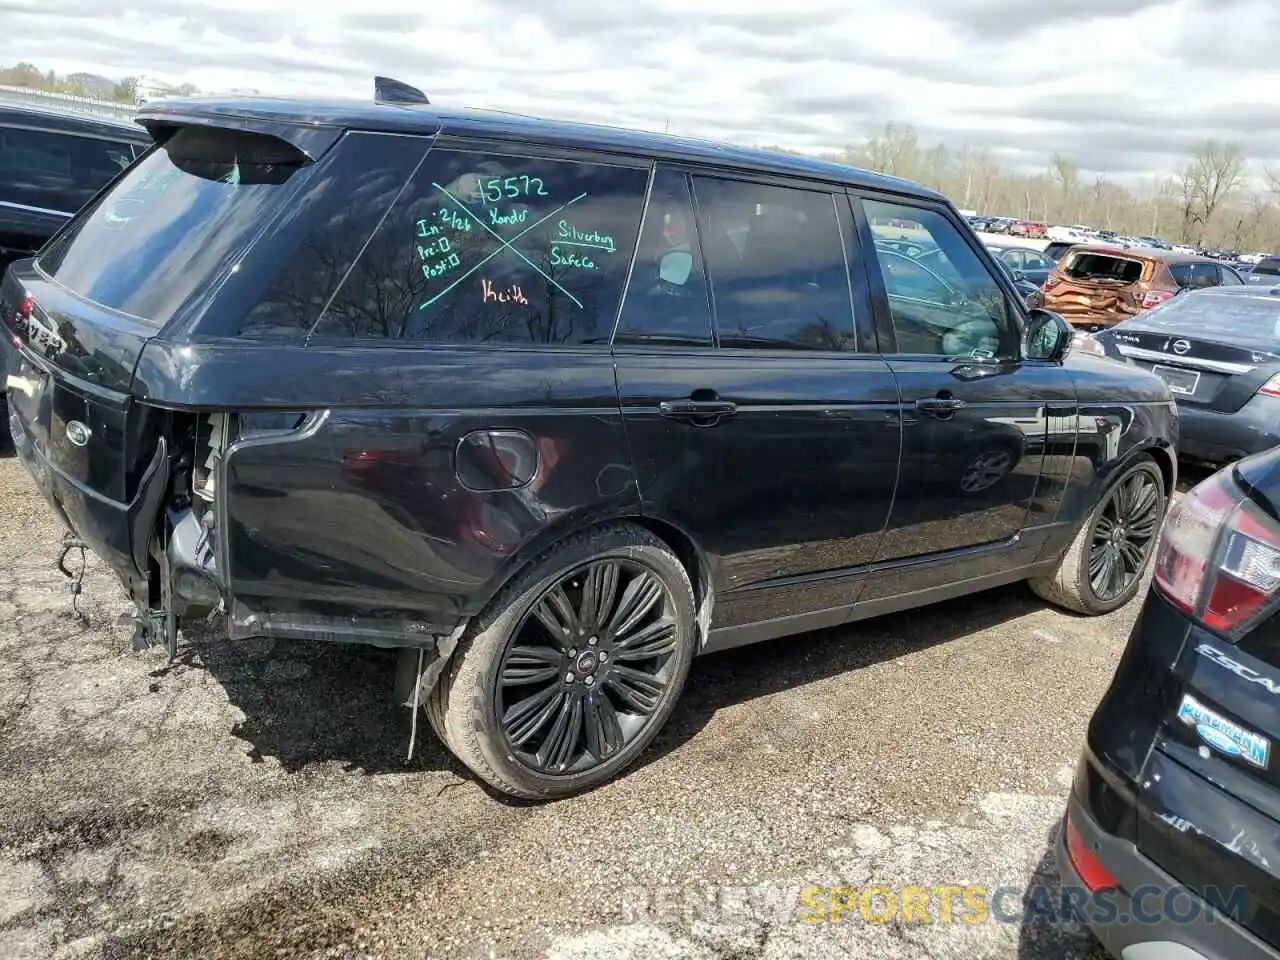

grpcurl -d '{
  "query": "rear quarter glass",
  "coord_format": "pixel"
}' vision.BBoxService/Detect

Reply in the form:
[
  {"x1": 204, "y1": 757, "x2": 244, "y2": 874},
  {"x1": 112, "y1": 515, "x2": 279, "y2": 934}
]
[{"x1": 36, "y1": 126, "x2": 315, "y2": 328}]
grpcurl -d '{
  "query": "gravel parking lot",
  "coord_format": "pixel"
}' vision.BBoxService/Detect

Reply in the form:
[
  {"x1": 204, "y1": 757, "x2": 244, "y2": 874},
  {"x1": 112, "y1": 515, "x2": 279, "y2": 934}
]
[{"x1": 0, "y1": 454, "x2": 1204, "y2": 960}]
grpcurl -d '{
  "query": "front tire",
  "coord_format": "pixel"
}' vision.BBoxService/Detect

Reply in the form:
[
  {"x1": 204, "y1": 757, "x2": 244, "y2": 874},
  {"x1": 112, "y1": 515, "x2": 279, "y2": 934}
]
[
  {"x1": 1029, "y1": 456, "x2": 1167, "y2": 615},
  {"x1": 429, "y1": 523, "x2": 696, "y2": 800}
]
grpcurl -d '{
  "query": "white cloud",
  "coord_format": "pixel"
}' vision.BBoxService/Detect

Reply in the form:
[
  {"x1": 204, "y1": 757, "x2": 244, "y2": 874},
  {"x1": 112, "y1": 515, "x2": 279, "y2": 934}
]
[{"x1": 4, "y1": 0, "x2": 1280, "y2": 179}]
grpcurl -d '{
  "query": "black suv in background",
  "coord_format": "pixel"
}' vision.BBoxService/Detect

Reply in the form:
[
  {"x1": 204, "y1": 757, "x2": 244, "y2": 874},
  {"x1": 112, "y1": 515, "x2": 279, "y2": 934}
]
[
  {"x1": 0, "y1": 102, "x2": 148, "y2": 272},
  {"x1": 0, "y1": 102, "x2": 149, "y2": 447},
  {"x1": 2, "y1": 85, "x2": 1178, "y2": 799},
  {"x1": 1061, "y1": 451, "x2": 1280, "y2": 959}
]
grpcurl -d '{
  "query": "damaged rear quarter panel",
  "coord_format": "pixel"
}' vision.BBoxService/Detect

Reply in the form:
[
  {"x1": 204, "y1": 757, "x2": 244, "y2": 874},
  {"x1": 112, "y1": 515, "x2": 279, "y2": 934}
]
[{"x1": 136, "y1": 338, "x2": 640, "y2": 641}]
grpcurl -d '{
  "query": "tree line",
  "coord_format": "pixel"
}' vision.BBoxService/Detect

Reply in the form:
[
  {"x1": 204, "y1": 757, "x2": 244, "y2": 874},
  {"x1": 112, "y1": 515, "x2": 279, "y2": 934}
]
[
  {"x1": 0, "y1": 62, "x2": 199, "y2": 105},
  {"x1": 767, "y1": 123, "x2": 1280, "y2": 253},
  {"x1": 6, "y1": 61, "x2": 1277, "y2": 251}
]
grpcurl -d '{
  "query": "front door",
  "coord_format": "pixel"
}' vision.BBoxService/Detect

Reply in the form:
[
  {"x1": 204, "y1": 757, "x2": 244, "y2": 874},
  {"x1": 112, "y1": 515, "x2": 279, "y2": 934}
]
[
  {"x1": 853, "y1": 196, "x2": 1076, "y2": 599},
  {"x1": 612, "y1": 167, "x2": 901, "y2": 640}
]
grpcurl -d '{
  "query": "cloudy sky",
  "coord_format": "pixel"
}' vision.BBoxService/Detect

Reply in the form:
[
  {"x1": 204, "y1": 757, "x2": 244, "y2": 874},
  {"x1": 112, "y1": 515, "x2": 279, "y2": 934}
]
[{"x1": 3, "y1": 0, "x2": 1278, "y2": 180}]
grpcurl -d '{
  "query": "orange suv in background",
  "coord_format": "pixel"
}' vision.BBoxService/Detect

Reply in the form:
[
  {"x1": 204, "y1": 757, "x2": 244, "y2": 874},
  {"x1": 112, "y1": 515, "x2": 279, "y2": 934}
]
[{"x1": 1040, "y1": 244, "x2": 1247, "y2": 330}]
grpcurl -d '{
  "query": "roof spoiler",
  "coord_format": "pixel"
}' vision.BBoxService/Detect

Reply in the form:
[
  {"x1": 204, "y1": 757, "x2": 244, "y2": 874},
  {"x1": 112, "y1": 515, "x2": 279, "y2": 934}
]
[{"x1": 375, "y1": 76, "x2": 429, "y2": 105}]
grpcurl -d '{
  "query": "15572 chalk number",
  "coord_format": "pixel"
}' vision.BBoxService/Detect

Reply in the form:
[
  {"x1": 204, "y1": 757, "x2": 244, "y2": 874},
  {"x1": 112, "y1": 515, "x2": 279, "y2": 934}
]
[{"x1": 476, "y1": 175, "x2": 548, "y2": 205}]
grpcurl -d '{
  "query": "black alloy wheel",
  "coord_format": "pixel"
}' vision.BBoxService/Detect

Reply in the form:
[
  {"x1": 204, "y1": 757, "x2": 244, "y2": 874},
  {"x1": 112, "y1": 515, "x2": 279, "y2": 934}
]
[
  {"x1": 497, "y1": 559, "x2": 680, "y2": 774},
  {"x1": 430, "y1": 524, "x2": 696, "y2": 800},
  {"x1": 1087, "y1": 467, "x2": 1163, "y2": 603}
]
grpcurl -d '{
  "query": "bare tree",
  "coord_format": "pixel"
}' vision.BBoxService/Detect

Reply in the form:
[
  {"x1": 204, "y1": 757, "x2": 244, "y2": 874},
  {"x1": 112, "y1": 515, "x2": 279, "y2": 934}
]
[
  {"x1": 1049, "y1": 154, "x2": 1079, "y2": 221},
  {"x1": 1179, "y1": 140, "x2": 1247, "y2": 240}
]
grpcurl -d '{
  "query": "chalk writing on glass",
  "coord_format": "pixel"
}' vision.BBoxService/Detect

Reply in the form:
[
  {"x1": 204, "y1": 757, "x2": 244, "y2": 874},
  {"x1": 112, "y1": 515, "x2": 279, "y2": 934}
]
[
  {"x1": 482, "y1": 279, "x2": 529, "y2": 305},
  {"x1": 476, "y1": 175, "x2": 549, "y2": 206},
  {"x1": 551, "y1": 246, "x2": 598, "y2": 271},
  {"x1": 556, "y1": 220, "x2": 616, "y2": 254},
  {"x1": 419, "y1": 182, "x2": 590, "y2": 311},
  {"x1": 489, "y1": 208, "x2": 528, "y2": 226}
]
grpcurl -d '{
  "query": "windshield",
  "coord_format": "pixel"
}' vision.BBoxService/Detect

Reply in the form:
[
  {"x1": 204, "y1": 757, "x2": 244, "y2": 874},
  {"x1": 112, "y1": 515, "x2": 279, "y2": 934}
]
[{"x1": 37, "y1": 125, "x2": 309, "y2": 327}]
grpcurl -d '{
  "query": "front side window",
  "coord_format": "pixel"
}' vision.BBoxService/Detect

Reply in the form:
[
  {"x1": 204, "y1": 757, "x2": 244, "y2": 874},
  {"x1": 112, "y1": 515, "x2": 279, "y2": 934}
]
[
  {"x1": 0, "y1": 126, "x2": 135, "y2": 214},
  {"x1": 309, "y1": 148, "x2": 649, "y2": 345},
  {"x1": 692, "y1": 176, "x2": 856, "y2": 351},
  {"x1": 614, "y1": 168, "x2": 713, "y2": 346},
  {"x1": 1220, "y1": 265, "x2": 1245, "y2": 286},
  {"x1": 862, "y1": 199, "x2": 1016, "y2": 359}
]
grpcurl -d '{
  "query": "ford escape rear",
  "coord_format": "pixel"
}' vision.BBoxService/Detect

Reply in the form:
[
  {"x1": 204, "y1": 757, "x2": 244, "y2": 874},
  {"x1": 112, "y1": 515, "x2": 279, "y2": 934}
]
[
  {"x1": 1060, "y1": 451, "x2": 1280, "y2": 959},
  {"x1": 3, "y1": 83, "x2": 1179, "y2": 799}
]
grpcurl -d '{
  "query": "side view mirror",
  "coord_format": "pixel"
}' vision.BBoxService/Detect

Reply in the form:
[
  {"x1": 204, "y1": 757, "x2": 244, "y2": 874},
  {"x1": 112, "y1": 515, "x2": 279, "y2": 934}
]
[
  {"x1": 1012, "y1": 269, "x2": 1026, "y2": 283},
  {"x1": 1023, "y1": 308, "x2": 1073, "y2": 362}
]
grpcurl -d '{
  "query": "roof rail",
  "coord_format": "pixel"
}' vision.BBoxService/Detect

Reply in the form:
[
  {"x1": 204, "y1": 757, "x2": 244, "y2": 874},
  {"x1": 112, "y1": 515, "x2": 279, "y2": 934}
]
[{"x1": 374, "y1": 76, "x2": 429, "y2": 105}]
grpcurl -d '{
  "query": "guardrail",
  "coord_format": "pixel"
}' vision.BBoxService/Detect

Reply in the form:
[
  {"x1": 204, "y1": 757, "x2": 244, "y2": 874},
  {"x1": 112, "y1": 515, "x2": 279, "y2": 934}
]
[{"x1": 0, "y1": 85, "x2": 137, "y2": 120}]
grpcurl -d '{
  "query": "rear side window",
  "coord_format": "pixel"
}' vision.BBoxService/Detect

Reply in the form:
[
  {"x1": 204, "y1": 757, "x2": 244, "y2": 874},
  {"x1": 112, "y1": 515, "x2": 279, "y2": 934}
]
[
  {"x1": 38, "y1": 126, "x2": 309, "y2": 327},
  {"x1": 308, "y1": 148, "x2": 649, "y2": 345},
  {"x1": 1062, "y1": 253, "x2": 1144, "y2": 284},
  {"x1": 0, "y1": 125, "x2": 136, "y2": 214},
  {"x1": 691, "y1": 176, "x2": 855, "y2": 350}
]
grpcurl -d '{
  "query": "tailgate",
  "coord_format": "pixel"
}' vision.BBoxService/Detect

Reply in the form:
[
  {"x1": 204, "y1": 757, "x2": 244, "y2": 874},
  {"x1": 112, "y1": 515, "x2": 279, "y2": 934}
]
[
  {"x1": 1045, "y1": 278, "x2": 1140, "y2": 325},
  {"x1": 2, "y1": 263, "x2": 166, "y2": 583}
]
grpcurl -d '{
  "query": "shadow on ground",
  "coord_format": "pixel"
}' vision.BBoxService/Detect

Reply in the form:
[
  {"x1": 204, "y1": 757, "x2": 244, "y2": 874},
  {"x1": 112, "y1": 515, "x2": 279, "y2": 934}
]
[
  {"x1": 1016, "y1": 826, "x2": 1110, "y2": 960},
  {"x1": 173, "y1": 580, "x2": 1047, "y2": 793}
]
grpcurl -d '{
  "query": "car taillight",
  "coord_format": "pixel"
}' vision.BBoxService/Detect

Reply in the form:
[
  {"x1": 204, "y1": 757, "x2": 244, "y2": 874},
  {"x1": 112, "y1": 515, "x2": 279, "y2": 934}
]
[
  {"x1": 1257, "y1": 373, "x2": 1280, "y2": 398},
  {"x1": 1153, "y1": 469, "x2": 1280, "y2": 637},
  {"x1": 1042, "y1": 277, "x2": 1061, "y2": 292},
  {"x1": 1064, "y1": 812, "x2": 1117, "y2": 893},
  {"x1": 1136, "y1": 290, "x2": 1174, "y2": 309}
]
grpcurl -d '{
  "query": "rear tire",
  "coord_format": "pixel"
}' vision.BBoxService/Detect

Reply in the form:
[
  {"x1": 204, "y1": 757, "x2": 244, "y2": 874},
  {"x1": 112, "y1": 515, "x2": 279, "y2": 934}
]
[
  {"x1": 428, "y1": 523, "x2": 696, "y2": 800},
  {"x1": 1030, "y1": 456, "x2": 1167, "y2": 615}
]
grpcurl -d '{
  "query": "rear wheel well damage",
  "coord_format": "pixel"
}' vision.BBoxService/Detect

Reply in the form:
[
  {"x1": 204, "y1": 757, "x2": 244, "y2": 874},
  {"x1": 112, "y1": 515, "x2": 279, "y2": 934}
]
[{"x1": 402, "y1": 513, "x2": 714, "y2": 707}]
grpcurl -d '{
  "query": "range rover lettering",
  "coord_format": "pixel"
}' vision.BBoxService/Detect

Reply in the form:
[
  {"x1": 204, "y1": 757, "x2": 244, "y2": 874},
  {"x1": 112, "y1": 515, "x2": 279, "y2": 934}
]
[{"x1": 1, "y1": 80, "x2": 1179, "y2": 799}]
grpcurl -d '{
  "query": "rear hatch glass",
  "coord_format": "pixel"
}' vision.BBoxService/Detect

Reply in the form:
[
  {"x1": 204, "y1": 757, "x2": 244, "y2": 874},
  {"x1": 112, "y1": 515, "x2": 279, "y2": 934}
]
[
  {"x1": 1253, "y1": 257, "x2": 1280, "y2": 277},
  {"x1": 37, "y1": 125, "x2": 310, "y2": 329},
  {"x1": 1062, "y1": 252, "x2": 1145, "y2": 284}
]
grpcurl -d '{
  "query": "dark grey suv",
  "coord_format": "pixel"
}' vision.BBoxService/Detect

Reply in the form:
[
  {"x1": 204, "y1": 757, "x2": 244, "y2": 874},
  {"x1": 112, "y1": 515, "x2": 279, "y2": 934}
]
[{"x1": 1, "y1": 81, "x2": 1178, "y2": 799}]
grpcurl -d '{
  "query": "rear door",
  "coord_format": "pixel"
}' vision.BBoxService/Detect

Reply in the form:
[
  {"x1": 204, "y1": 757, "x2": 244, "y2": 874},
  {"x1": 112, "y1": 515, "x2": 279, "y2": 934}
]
[
  {"x1": 853, "y1": 194, "x2": 1075, "y2": 596},
  {"x1": 613, "y1": 166, "x2": 901, "y2": 639}
]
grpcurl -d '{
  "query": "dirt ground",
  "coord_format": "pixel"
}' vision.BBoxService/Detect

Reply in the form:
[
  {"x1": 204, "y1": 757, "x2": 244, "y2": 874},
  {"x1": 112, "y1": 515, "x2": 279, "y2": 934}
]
[{"x1": 0, "y1": 454, "x2": 1205, "y2": 960}]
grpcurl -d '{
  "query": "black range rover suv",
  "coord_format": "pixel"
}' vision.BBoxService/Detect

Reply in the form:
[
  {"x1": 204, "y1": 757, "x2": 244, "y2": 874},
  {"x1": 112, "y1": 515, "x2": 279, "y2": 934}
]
[{"x1": 2, "y1": 84, "x2": 1178, "y2": 798}]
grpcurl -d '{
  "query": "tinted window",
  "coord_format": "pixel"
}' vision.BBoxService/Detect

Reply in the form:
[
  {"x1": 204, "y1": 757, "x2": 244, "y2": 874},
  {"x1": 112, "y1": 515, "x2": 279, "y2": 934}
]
[
  {"x1": 1252, "y1": 257, "x2": 1280, "y2": 277},
  {"x1": 863, "y1": 199, "x2": 1016, "y2": 359},
  {"x1": 0, "y1": 125, "x2": 136, "y2": 214},
  {"x1": 39, "y1": 126, "x2": 309, "y2": 327},
  {"x1": 614, "y1": 168, "x2": 712, "y2": 346},
  {"x1": 236, "y1": 134, "x2": 428, "y2": 338},
  {"x1": 309, "y1": 149, "x2": 648, "y2": 344},
  {"x1": 692, "y1": 177, "x2": 854, "y2": 350},
  {"x1": 1168, "y1": 263, "x2": 1192, "y2": 288}
]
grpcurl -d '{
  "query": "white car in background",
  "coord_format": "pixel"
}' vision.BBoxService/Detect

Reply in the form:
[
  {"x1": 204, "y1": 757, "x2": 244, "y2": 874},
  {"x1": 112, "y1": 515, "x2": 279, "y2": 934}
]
[{"x1": 1047, "y1": 225, "x2": 1092, "y2": 243}]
